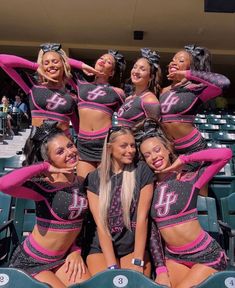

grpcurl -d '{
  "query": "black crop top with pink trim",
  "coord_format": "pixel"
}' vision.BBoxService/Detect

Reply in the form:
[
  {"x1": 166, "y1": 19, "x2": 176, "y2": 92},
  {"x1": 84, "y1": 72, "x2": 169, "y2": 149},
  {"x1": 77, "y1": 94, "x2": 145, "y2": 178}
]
[
  {"x1": 0, "y1": 54, "x2": 80, "y2": 133},
  {"x1": 117, "y1": 92, "x2": 160, "y2": 127},
  {"x1": 160, "y1": 70, "x2": 230, "y2": 123},
  {"x1": 149, "y1": 148, "x2": 232, "y2": 268},
  {"x1": 0, "y1": 162, "x2": 88, "y2": 232},
  {"x1": 151, "y1": 148, "x2": 231, "y2": 229},
  {"x1": 74, "y1": 74, "x2": 125, "y2": 116}
]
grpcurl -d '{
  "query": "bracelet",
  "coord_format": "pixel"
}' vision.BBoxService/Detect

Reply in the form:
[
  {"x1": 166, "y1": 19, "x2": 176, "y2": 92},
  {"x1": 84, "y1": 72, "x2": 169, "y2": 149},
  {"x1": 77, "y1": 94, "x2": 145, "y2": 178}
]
[
  {"x1": 108, "y1": 264, "x2": 119, "y2": 270},
  {"x1": 131, "y1": 258, "x2": 144, "y2": 267},
  {"x1": 156, "y1": 266, "x2": 168, "y2": 274}
]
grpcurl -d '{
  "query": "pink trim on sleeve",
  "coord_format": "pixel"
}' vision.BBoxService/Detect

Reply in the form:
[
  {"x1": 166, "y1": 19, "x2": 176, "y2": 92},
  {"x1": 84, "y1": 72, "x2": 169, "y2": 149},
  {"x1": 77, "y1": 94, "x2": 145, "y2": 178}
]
[
  {"x1": 68, "y1": 58, "x2": 84, "y2": 70},
  {"x1": 0, "y1": 162, "x2": 50, "y2": 200},
  {"x1": 179, "y1": 148, "x2": 232, "y2": 189}
]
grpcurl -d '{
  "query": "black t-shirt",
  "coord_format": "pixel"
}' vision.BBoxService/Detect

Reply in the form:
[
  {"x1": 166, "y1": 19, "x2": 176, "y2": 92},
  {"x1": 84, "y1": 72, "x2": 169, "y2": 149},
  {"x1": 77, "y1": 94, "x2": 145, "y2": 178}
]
[{"x1": 86, "y1": 161, "x2": 154, "y2": 257}]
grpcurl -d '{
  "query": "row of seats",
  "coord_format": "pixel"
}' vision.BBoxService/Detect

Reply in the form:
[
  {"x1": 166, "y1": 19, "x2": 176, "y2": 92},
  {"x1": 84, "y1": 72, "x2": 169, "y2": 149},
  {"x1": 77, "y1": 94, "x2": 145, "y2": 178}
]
[
  {"x1": 0, "y1": 193, "x2": 234, "y2": 287},
  {"x1": 0, "y1": 267, "x2": 234, "y2": 288}
]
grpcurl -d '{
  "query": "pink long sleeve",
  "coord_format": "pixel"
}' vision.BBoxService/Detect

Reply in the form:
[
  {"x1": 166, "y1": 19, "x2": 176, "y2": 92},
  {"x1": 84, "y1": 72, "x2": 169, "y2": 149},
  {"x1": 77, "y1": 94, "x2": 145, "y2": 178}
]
[
  {"x1": 186, "y1": 70, "x2": 230, "y2": 102},
  {"x1": 0, "y1": 54, "x2": 38, "y2": 94},
  {"x1": 0, "y1": 54, "x2": 38, "y2": 70},
  {"x1": 68, "y1": 58, "x2": 84, "y2": 70},
  {"x1": 179, "y1": 148, "x2": 232, "y2": 189},
  {"x1": 0, "y1": 162, "x2": 50, "y2": 200}
]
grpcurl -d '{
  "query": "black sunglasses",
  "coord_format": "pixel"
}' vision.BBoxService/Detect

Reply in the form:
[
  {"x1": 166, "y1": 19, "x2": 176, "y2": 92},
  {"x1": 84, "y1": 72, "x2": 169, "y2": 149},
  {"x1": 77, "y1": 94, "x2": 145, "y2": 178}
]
[
  {"x1": 40, "y1": 43, "x2": 62, "y2": 53},
  {"x1": 106, "y1": 126, "x2": 131, "y2": 143}
]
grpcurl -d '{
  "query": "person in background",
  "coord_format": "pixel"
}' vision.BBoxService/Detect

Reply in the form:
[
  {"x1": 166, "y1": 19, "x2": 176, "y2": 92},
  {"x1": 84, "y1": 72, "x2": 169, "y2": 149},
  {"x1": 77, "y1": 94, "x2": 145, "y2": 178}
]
[{"x1": 0, "y1": 95, "x2": 14, "y2": 136}]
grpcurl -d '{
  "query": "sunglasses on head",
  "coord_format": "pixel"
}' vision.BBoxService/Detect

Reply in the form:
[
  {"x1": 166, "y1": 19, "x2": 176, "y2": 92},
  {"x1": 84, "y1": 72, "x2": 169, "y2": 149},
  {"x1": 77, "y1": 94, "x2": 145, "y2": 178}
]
[
  {"x1": 106, "y1": 126, "x2": 131, "y2": 143},
  {"x1": 40, "y1": 43, "x2": 62, "y2": 53}
]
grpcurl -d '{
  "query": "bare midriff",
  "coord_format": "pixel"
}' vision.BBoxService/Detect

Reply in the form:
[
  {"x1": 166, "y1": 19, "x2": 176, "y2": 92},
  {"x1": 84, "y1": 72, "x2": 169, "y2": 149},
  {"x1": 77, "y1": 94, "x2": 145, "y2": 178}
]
[
  {"x1": 32, "y1": 117, "x2": 70, "y2": 131},
  {"x1": 160, "y1": 220, "x2": 203, "y2": 247},
  {"x1": 32, "y1": 226, "x2": 80, "y2": 252},
  {"x1": 79, "y1": 108, "x2": 111, "y2": 131},
  {"x1": 161, "y1": 122, "x2": 195, "y2": 140}
]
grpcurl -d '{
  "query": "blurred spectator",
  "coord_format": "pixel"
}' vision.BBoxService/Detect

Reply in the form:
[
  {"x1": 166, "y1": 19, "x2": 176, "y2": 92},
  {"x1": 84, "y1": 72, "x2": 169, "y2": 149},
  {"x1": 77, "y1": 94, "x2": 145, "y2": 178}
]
[
  {"x1": 13, "y1": 94, "x2": 30, "y2": 127},
  {"x1": 0, "y1": 96, "x2": 14, "y2": 136}
]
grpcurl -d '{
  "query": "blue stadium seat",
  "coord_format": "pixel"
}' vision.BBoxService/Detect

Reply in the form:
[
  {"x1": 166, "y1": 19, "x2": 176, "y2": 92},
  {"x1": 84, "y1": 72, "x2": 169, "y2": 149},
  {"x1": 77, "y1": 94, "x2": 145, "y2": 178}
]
[{"x1": 208, "y1": 118, "x2": 227, "y2": 125}]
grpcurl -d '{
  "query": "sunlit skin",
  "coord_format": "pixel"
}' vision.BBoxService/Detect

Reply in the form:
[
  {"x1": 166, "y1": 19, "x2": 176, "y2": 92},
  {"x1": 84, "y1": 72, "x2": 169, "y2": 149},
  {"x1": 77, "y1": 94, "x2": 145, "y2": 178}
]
[
  {"x1": 109, "y1": 134, "x2": 136, "y2": 173},
  {"x1": 42, "y1": 51, "x2": 65, "y2": 84},
  {"x1": 161, "y1": 50, "x2": 196, "y2": 140},
  {"x1": 47, "y1": 135, "x2": 79, "y2": 171},
  {"x1": 131, "y1": 58, "x2": 152, "y2": 91},
  {"x1": 31, "y1": 135, "x2": 80, "y2": 252},
  {"x1": 168, "y1": 50, "x2": 191, "y2": 77},
  {"x1": 140, "y1": 137, "x2": 203, "y2": 247},
  {"x1": 94, "y1": 54, "x2": 115, "y2": 81},
  {"x1": 78, "y1": 53, "x2": 117, "y2": 132}
]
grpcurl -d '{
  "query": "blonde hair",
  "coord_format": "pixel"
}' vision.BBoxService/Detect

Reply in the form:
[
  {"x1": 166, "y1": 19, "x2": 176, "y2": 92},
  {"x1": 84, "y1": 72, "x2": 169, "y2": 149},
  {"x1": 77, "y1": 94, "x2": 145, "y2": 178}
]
[
  {"x1": 99, "y1": 128, "x2": 136, "y2": 234},
  {"x1": 37, "y1": 48, "x2": 72, "y2": 84}
]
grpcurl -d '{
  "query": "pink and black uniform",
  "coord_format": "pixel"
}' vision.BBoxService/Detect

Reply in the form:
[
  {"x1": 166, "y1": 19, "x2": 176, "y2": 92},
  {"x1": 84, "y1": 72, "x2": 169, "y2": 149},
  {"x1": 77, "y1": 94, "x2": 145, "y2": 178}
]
[
  {"x1": 117, "y1": 91, "x2": 160, "y2": 127},
  {"x1": 70, "y1": 66, "x2": 125, "y2": 161},
  {"x1": 0, "y1": 162, "x2": 88, "y2": 276},
  {"x1": 150, "y1": 148, "x2": 232, "y2": 271},
  {"x1": 160, "y1": 70, "x2": 230, "y2": 154},
  {"x1": 0, "y1": 54, "x2": 80, "y2": 134},
  {"x1": 85, "y1": 161, "x2": 165, "y2": 264}
]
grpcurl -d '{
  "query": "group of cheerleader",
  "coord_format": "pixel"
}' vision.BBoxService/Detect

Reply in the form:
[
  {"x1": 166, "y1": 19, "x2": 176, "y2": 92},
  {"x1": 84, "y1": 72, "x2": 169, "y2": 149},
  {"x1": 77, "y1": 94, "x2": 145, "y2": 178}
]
[{"x1": 0, "y1": 43, "x2": 232, "y2": 288}]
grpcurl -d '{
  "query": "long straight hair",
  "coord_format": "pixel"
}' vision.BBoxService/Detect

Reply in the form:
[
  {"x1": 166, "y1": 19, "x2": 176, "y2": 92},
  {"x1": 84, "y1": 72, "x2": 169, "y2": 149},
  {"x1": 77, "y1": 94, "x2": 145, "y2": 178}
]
[{"x1": 99, "y1": 128, "x2": 136, "y2": 233}]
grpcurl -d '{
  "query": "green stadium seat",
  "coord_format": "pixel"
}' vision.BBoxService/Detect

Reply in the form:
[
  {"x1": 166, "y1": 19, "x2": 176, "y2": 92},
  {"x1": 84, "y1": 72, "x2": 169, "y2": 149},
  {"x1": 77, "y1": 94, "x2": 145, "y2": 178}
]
[
  {"x1": 219, "y1": 194, "x2": 235, "y2": 267},
  {"x1": 221, "y1": 124, "x2": 235, "y2": 132},
  {"x1": 0, "y1": 268, "x2": 51, "y2": 287},
  {"x1": 0, "y1": 155, "x2": 23, "y2": 176},
  {"x1": 195, "y1": 271, "x2": 235, "y2": 288},
  {"x1": 194, "y1": 118, "x2": 207, "y2": 124},
  {"x1": 13, "y1": 199, "x2": 36, "y2": 242},
  {"x1": 0, "y1": 192, "x2": 15, "y2": 266},
  {"x1": 212, "y1": 132, "x2": 235, "y2": 144},
  {"x1": 208, "y1": 118, "x2": 227, "y2": 125},
  {"x1": 69, "y1": 269, "x2": 163, "y2": 288},
  {"x1": 199, "y1": 124, "x2": 220, "y2": 132}
]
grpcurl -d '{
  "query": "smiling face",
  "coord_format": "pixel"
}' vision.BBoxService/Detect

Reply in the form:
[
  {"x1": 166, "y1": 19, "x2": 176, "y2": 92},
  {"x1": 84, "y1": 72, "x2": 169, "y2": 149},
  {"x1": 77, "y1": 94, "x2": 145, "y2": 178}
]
[
  {"x1": 131, "y1": 58, "x2": 151, "y2": 87},
  {"x1": 47, "y1": 135, "x2": 78, "y2": 169},
  {"x1": 110, "y1": 133, "x2": 136, "y2": 168},
  {"x1": 168, "y1": 50, "x2": 191, "y2": 74},
  {"x1": 42, "y1": 51, "x2": 64, "y2": 82},
  {"x1": 140, "y1": 137, "x2": 171, "y2": 172},
  {"x1": 95, "y1": 53, "x2": 115, "y2": 77}
]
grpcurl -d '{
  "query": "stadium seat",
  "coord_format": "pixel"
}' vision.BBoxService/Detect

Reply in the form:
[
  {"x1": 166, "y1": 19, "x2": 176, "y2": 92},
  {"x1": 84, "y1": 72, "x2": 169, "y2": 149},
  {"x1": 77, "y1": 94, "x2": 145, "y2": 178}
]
[
  {"x1": 199, "y1": 124, "x2": 220, "y2": 132},
  {"x1": 212, "y1": 132, "x2": 235, "y2": 144},
  {"x1": 0, "y1": 155, "x2": 23, "y2": 176},
  {"x1": 228, "y1": 119, "x2": 235, "y2": 125},
  {"x1": 195, "y1": 270, "x2": 235, "y2": 288},
  {"x1": 69, "y1": 269, "x2": 162, "y2": 288},
  {"x1": 13, "y1": 199, "x2": 36, "y2": 242},
  {"x1": 222, "y1": 124, "x2": 235, "y2": 132},
  {"x1": 207, "y1": 114, "x2": 222, "y2": 119},
  {"x1": 0, "y1": 268, "x2": 51, "y2": 287},
  {"x1": 208, "y1": 118, "x2": 227, "y2": 125},
  {"x1": 0, "y1": 192, "x2": 15, "y2": 266},
  {"x1": 194, "y1": 118, "x2": 207, "y2": 124},
  {"x1": 219, "y1": 194, "x2": 235, "y2": 266}
]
